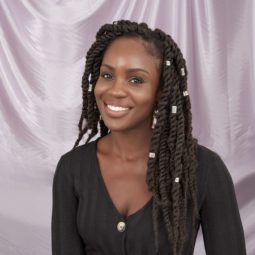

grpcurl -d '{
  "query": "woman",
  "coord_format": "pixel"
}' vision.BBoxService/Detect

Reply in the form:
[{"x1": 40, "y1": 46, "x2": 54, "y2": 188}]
[{"x1": 51, "y1": 20, "x2": 246, "y2": 255}]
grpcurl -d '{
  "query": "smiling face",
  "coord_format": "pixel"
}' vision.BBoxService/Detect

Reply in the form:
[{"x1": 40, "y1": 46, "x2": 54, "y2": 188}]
[{"x1": 94, "y1": 36, "x2": 162, "y2": 133}]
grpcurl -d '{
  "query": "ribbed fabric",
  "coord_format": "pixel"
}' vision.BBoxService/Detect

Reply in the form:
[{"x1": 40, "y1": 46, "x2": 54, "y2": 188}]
[{"x1": 51, "y1": 137, "x2": 246, "y2": 255}]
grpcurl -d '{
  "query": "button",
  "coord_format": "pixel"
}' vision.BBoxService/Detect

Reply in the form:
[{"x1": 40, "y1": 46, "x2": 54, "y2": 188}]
[{"x1": 117, "y1": 221, "x2": 126, "y2": 232}]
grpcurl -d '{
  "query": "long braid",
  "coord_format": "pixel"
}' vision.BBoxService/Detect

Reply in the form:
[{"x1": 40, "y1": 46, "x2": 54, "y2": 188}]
[{"x1": 72, "y1": 20, "x2": 199, "y2": 255}]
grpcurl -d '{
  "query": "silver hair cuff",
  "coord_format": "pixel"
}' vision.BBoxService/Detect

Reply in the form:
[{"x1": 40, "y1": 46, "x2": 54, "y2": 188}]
[
  {"x1": 149, "y1": 152, "x2": 156, "y2": 158},
  {"x1": 165, "y1": 60, "x2": 171, "y2": 66},
  {"x1": 171, "y1": 106, "x2": 177, "y2": 113},
  {"x1": 183, "y1": 90, "x2": 189, "y2": 96},
  {"x1": 181, "y1": 68, "x2": 185, "y2": 76},
  {"x1": 88, "y1": 84, "x2": 93, "y2": 92}
]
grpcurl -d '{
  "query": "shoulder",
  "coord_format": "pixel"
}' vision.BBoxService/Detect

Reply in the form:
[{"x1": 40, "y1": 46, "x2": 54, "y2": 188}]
[
  {"x1": 60, "y1": 139, "x2": 96, "y2": 163},
  {"x1": 196, "y1": 143, "x2": 234, "y2": 206},
  {"x1": 196, "y1": 143, "x2": 231, "y2": 179},
  {"x1": 55, "y1": 139, "x2": 98, "y2": 177},
  {"x1": 196, "y1": 143, "x2": 222, "y2": 164},
  {"x1": 196, "y1": 143, "x2": 230, "y2": 177},
  {"x1": 53, "y1": 139, "x2": 98, "y2": 195}
]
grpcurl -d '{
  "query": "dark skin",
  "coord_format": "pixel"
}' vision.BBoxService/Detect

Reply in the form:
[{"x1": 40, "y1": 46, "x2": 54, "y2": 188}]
[{"x1": 94, "y1": 37, "x2": 162, "y2": 218}]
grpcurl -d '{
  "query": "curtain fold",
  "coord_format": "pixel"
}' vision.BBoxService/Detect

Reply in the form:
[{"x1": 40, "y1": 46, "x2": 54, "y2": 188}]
[{"x1": 0, "y1": 0, "x2": 254, "y2": 254}]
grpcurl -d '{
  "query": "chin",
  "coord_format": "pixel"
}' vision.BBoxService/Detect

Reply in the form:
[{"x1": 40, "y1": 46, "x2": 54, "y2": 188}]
[{"x1": 103, "y1": 123, "x2": 130, "y2": 132}]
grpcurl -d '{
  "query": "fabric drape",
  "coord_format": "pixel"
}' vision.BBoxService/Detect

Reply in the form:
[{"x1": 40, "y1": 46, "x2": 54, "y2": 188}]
[{"x1": 0, "y1": 0, "x2": 254, "y2": 254}]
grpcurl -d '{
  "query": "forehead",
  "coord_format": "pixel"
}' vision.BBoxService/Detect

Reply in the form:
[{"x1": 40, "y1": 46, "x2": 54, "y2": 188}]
[{"x1": 101, "y1": 37, "x2": 161, "y2": 70}]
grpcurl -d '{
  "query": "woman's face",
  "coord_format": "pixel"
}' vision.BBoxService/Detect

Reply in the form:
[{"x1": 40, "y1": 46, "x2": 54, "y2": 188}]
[{"x1": 94, "y1": 36, "x2": 161, "y2": 133}]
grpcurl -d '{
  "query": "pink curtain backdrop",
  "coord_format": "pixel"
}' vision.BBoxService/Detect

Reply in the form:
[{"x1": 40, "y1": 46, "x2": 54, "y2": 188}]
[{"x1": 0, "y1": 0, "x2": 254, "y2": 254}]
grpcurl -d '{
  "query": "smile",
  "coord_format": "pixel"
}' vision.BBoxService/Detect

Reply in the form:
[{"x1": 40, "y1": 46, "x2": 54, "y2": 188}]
[
  {"x1": 104, "y1": 103, "x2": 131, "y2": 118},
  {"x1": 107, "y1": 104, "x2": 129, "y2": 111}
]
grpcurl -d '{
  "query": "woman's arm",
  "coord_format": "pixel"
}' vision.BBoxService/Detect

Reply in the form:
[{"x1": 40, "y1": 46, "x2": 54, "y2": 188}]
[
  {"x1": 51, "y1": 154, "x2": 86, "y2": 255},
  {"x1": 199, "y1": 152, "x2": 246, "y2": 254}
]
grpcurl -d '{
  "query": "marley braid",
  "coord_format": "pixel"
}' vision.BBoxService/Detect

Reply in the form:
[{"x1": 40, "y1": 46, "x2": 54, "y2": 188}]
[{"x1": 72, "y1": 20, "x2": 199, "y2": 255}]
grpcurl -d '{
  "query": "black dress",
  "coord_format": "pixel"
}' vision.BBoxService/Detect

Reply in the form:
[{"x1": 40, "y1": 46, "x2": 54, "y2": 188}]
[{"x1": 51, "y1": 136, "x2": 246, "y2": 254}]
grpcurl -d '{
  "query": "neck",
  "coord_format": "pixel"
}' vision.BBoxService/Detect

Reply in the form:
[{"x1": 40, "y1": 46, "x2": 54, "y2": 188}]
[{"x1": 106, "y1": 126, "x2": 153, "y2": 161}]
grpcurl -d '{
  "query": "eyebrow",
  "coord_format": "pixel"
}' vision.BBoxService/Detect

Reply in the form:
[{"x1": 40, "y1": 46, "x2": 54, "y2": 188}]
[{"x1": 101, "y1": 63, "x2": 150, "y2": 75}]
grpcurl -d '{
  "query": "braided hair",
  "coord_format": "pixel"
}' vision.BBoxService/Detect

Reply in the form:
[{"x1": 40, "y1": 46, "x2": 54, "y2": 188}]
[{"x1": 72, "y1": 20, "x2": 199, "y2": 255}]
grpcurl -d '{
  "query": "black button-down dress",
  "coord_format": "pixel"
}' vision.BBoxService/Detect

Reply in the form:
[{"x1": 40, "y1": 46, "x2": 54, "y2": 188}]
[{"x1": 51, "y1": 137, "x2": 246, "y2": 254}]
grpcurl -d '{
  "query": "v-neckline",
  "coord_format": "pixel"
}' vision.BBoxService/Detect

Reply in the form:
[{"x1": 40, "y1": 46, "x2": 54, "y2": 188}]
[{"x1": 92, "y1": 137, "x2": 153, "y2": 221}]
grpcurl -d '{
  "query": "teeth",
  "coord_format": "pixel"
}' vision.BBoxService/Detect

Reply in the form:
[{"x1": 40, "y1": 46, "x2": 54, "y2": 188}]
[{"x1": 107, "y1": 104, "x2": 129, "y2": 111}]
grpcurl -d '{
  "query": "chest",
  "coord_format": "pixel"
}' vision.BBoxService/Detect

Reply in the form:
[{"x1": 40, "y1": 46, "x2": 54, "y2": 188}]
[{"x1": 96, "y1": 152, "x2": 153, "y2": 218}]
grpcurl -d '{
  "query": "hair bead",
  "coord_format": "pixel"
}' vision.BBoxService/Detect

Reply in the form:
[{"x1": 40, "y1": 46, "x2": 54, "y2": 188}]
[
  {"x1": 174, "y1": 177, "x2": 180, "y2": 183},
  {"x1": 181, "y1": 68, "x2": 185, "y2": 76},
  {"x1": 165, "y1": 60, "x2": 171, "y2": 66},
  {"x1": 88, "y1": 84, "x2": 93, "y2": 92},
  {"x1": 183, "y1": 90, "x2": 189, "y2": 96},
  {"x1": 149, "y1": 152, "x2": 156, "y2": 158},
  {"x1": 87, "y1": 128, "x2": 92, "y2": 134},
  {"x1": 171, "y1": 106, "x2": 177, "y2": 113}
]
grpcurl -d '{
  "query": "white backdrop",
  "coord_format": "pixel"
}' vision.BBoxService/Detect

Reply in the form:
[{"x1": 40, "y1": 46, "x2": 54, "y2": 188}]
[{"x1": 0, "y1": 0, "x2": 254, "y2": 254}]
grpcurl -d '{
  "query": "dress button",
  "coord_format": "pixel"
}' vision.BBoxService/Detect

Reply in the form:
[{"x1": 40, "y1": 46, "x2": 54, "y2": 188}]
[{"x1": 117, "y1": 221, "x2": 126, "y2": 232}]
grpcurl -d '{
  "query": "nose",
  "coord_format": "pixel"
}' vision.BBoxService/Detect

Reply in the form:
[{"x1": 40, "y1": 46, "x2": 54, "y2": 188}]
[{"x1": 108, "y1": 78, "x2": 127, "y2": 97}]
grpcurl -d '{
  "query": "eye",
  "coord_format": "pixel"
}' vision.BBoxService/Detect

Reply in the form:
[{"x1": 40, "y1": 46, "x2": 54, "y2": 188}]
[
  {"x1": 129, "y1": 77, "x2": 144, "y2": 85},
  {"x1": 100, "y1": 72, "x2": 112, "y2": 80}
]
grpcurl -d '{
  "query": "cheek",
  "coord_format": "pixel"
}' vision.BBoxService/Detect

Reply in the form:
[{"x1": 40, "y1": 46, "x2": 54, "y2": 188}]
[
  {"x1": 131, "y1": 87, "x2": 157, "y2": 105},
  {"x1": 94, "y1": 79, "x2": 110, "y2": 94},
  {"x1": 93, "y1": 84, "x2": 102, "y2": 108},
  {"x1": 94, "y1": 82, "x2": 103, "y2": 99}
]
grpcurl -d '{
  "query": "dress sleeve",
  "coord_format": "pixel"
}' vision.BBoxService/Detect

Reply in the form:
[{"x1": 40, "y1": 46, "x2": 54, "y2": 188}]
[
  {"x1": 199, "y1": 152, "x2": 246, "y2": 254},
  {"x1": 51, "y1": 154, "x2": 86, "y2": 255}
]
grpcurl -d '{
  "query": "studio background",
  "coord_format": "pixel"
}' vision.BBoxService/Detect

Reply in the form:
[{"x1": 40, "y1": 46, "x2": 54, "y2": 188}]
[{"x1": 0, "y1": 0, "x2": 254, "y2": 254}]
